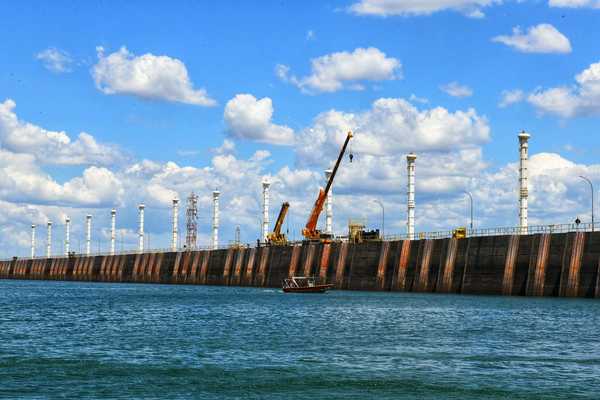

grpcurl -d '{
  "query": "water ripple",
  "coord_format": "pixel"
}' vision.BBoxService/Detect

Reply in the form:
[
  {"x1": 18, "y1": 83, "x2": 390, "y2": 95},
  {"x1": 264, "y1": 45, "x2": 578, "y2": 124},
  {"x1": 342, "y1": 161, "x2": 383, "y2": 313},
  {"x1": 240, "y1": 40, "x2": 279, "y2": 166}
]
[{"x1": 0, "y1": 280, "x2": 599, "y2": 399}]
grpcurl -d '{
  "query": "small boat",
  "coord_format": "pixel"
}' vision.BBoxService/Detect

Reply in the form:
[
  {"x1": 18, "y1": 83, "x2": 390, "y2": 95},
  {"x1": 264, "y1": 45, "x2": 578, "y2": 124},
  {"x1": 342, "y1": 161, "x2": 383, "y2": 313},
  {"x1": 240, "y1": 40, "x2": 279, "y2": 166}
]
[{"x1": 282, "y1": 276, "x2": 334, "y2": 293}]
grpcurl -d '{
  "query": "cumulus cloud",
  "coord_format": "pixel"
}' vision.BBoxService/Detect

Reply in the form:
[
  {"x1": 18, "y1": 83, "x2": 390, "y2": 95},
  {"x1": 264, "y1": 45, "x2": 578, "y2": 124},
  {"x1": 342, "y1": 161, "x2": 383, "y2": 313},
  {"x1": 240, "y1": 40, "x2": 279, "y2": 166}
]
[
  {"x1": 224, "y1": 94, "x2": 294, "y2": 145},
  {"x1": 0, "y1": 99, "x2": 122, "y2": 165},
  {"x1": 0, "y1": 148, "x2": 123, "y2": 207},
  {"x1": 440, "y1": 82, "x2": 473, "y2": 98},
  {"x1": 36, "y1": 48, "x2": 73, "y2": 73},
  {"x1": 548, "y1": 0, "x2": 600, "y2": 8},
  {"x1": 276, "y1": 47, "x2": 401, "y2": 93},
  {"x1": 499, "y1": 89, "x2": 525, "y2": 108},
  {"x1": 492, "y1": 24, "x2": 572, "y2": 54},
  {"x1": 475, "y1": 152, "x2": 600, "y2": 225},
  {"x1": 295, "y1": 97, "x2": 489, "y2": 165},
  {"x1": 4, "y1": 93, "x2": 600, "y2": 258},
  {"x1": 117, "y1": 147, "x2": 319, "y2": 235},
  {"x1": 348, "y1": 0, "x2": 501, "y2": 17},
  {"x1": 527, "y1": 61, "x2": 600, "y2": 117},
  {"x1": 92, "y1": 46, "x2": 216, "y2": 106}
]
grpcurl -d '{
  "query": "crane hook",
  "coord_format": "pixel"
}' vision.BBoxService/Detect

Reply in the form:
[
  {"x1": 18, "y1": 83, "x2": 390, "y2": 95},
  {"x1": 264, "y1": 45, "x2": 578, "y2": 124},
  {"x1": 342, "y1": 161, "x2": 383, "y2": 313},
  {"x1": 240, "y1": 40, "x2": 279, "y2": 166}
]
[{"x1": 349, "y1": 153, "x2": 354, "y2": 163}]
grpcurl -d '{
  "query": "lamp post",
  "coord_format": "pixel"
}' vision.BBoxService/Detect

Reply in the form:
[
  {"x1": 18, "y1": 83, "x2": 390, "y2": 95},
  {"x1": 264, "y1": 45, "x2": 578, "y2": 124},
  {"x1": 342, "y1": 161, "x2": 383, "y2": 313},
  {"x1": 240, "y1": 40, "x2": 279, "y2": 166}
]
[
  {"x1": 463, "y1": 191, "x2": 474, "y2": 232},
  {"x1": 373, "y1": 199, "x2": 385, "y2": 238},
  {"x1": 579, "y1": 175, "x2": 594, "y2": 231}
]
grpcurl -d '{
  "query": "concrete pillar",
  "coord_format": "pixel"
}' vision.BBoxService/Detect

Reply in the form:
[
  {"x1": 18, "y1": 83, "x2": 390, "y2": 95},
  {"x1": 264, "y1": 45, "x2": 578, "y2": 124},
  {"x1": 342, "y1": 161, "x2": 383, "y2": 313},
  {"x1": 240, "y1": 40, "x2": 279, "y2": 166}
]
[
  {"x1": 110, "y1": 209, "x2": 116, "y2": 255},
  {"x1": 138, "y1": 204, "x2": 145, "y2": 252},
  {"x1": 518, "y1": 131, "x2": 530, "y2": 235},
  {"x1": 325, "y1": 169, "x2": 333, "y2": 235},
  {"x1": 65, "y1": 217, "x2": 70, "y2": 255},
  {"x1": 46, "y1": 221, "x2": 52, "y2": 258},
  {"x1": 407, "y1": 153, "x2": 417, "y2": 240},
  {"x1": 172, "y1": 199, "x2": 179, "y2": 251},
  {"x1": 31, "y1": 224, "x2": 36, "y2": 258},
  {"x1": 85, "y1": 215, "x2": 92, "y2": 255},
  {"x1": 262, "y1": 180, "x2": 270, "y2": 243},
  {"x1": 212, "y1": 190, "x2": 220, "y2": 250}
]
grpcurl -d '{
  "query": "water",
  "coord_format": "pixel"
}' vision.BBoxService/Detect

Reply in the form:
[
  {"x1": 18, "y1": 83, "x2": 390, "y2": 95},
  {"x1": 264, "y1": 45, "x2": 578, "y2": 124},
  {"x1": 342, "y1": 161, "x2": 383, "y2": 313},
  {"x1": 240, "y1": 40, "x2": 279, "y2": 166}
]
[{"x1": 1, "y1": 280, "x2": 599, "y2": 399}]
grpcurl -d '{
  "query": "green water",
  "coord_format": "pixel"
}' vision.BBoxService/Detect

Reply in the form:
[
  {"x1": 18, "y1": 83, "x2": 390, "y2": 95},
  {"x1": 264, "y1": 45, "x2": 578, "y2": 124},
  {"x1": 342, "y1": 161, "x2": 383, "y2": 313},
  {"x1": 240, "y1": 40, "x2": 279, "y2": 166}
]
[{"x1": 0, "y1": 280, "x2": 599, "y2": 399}]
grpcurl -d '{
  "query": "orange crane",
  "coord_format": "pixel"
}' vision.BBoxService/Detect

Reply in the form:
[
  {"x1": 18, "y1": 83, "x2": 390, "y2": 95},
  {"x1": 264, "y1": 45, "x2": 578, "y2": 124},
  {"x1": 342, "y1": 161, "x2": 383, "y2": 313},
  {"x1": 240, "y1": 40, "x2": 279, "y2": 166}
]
[
  {"x1": 267, "y1": 202, "x2": 290, "y2": 245},
  {"x1": 302, "y1": 131, "x2": 353, "y2": 241}
]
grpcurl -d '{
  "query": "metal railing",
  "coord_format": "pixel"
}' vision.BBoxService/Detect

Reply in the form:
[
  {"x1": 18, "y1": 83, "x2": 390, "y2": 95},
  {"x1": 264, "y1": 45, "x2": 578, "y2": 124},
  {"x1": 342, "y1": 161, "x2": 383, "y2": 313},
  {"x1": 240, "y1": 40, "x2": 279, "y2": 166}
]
[
  {"x1": 2, "y1": 221, "x2": 598, "y2": 262},
  {"x1": 2, "y1": 244, "x2": 233, "y2": 262},
  {"x1": 383, "y1": 222, "x2": 599, "y2": 241}
]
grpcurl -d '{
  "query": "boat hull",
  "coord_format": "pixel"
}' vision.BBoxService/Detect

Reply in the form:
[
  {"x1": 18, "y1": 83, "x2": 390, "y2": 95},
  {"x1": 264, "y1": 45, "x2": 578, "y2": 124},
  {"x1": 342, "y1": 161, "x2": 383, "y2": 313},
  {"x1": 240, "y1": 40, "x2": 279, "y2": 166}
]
[{"x1": 282, "y1": 284, "x2": 334, "y2": 293}]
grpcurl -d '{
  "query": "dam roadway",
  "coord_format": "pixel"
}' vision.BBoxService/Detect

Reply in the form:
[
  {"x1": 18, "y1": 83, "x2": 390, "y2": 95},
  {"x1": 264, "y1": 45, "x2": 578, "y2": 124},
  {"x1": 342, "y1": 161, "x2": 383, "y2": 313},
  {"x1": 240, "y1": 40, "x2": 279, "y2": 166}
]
[{"x1": 1, "y1": 230, "x2": 600, "y2": 298}]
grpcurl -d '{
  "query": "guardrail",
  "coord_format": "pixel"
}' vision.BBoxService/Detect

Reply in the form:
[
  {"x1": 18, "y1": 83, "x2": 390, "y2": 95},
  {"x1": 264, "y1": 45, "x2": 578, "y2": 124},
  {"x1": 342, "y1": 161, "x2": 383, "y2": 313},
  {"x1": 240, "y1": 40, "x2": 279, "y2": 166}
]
[
  {"x1": 2, "y1": 221, "x2": 598, "y2": 262},
  {"x1": 383, "y1": 222, "x2": 599, "y2": 241}
]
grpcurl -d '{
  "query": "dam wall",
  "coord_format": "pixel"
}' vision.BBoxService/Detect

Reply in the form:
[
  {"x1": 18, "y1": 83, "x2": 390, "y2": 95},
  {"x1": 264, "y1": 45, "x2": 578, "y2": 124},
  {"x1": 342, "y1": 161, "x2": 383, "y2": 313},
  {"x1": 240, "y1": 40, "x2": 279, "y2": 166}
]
[{"x1": 2, "y1": 231, "x2": 600, "y2": 298}]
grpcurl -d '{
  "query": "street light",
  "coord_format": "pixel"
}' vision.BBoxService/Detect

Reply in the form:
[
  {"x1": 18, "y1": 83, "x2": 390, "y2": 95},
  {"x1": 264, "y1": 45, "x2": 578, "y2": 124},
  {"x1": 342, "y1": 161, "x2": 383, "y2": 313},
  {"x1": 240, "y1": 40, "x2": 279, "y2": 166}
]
[
  {"x1": 373, "y1": 199, "x2": 385, "y2": 238},
  {"x1": 463, "y1": 191, "x2": 474, "y2": 232},
  {"x1": 579, "y1": 175, "x2": 594, "y2": 231}
]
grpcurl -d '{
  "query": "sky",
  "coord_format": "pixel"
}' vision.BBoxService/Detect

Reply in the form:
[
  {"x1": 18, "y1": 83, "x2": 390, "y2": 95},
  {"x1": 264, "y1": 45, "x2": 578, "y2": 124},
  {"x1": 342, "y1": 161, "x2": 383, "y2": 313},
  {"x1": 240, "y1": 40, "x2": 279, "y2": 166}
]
[{"x1": 1, "y1": 0, "x2": 600, "y2": 257}]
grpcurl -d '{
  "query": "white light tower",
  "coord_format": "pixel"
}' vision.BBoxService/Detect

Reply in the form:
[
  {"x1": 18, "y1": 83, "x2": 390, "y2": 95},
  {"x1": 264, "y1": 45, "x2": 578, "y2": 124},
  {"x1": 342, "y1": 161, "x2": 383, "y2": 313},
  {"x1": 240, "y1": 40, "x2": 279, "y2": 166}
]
[
  {"x1": 262, "y1": 180, "x2": 270, "y2": 243},
  {"x1": 65, "y1": 216, "x2": 71, "y2": 255},
  {"x1": 172, "y1": 198, "x2": 179, "y2": 251},
  {"x1": 407, "y1": 153, "x2": 417, "y2": 240},
  {"x1": 31, "y1": 224, "x2": 36, "y2": 258},
  {"x1": 518, "y1": 131, "x2": 530, "y2": 235},
  {"x1": 138, "y1": 204, "x2": 145, "y2": 252},
  {"x1": 325, "y1": 169, "x2": 333, "y2": 235},
  {"x1": 212, "y1": 190, "x2": 220, "y2": 250},
  {"x1": 110, "y1": 209, "x2": 116, "y2": 255},
  {"x1": 46, "y1": 221, "x2": 52, "y2": 258},
  {"x1": 85, "y1": 215, "x2": 92, "y2": 255}
]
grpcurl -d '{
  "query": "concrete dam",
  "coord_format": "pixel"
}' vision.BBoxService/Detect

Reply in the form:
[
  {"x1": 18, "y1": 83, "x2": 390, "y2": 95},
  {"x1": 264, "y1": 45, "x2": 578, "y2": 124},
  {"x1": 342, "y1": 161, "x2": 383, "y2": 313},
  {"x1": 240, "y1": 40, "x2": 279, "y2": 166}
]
[{"x1": 2, "y1": 230, "x2": 600, "y2": 298}]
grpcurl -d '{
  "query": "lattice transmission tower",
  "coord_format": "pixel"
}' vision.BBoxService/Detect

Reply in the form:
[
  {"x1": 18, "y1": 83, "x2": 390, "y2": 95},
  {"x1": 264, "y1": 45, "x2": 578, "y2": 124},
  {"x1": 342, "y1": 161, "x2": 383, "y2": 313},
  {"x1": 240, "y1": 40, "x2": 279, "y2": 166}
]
[{"x1": 185, "y1": 193, "x2": 198, "y2": 249}]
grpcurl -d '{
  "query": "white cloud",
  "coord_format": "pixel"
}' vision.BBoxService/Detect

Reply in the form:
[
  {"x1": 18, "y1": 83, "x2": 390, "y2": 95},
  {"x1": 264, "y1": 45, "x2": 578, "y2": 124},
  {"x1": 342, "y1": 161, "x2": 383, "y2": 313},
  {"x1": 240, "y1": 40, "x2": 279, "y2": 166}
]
[
  {"x1": 527, "y1": 61, "x2": 600, "y2": 117},
  {"x1": 474, "y1": 152, "x2": 600, "y2": 225},
  {"x1": 296, "y1": 97, "x2": 489, "y2": 165},
  {"x1": 0, "y1": 99, "x2": 122, "y2": 165},
  {"x1": 409, "y1": 94, "x2": 429, "y2": 104},
  {"x1": 492, "y1": 24, "x2": 572, "y2": 54},
  {"x1": 0, "y1": 148, "x2": 123, "y2": 207},
  {"x1": 499, "y1": 89, "x2": 525, "y2": 107},
  {"x1": 349, "y1": 0, "x2": 501, "y2": 17},
  {"x1": 306, "y1": 30, "x2": 316, "y2": 40},
  {"x1": 224, "y1": 94, "x2": 294, "y2": 145},
  {"x1": 5, "y1": 94, "x2": 600, "y2": 258},
  {"x1": 212, "y1": 139, "x2": 236, "y2": 155},
  {"x1": 548, "y1": 0, "x2": 600, "y2": 8},
  {"x1": 276, "y1": 47, "x2": 401, "y2": 93},
  {"x1": 92, "y1": 46, "x2": 216, "y2": 106},
  {"x1": 36, "y1": 48, "x2": 73, "y2": 73},
  {"x1": 440, "y1": 82, "x2": 473, "y2": 98}
]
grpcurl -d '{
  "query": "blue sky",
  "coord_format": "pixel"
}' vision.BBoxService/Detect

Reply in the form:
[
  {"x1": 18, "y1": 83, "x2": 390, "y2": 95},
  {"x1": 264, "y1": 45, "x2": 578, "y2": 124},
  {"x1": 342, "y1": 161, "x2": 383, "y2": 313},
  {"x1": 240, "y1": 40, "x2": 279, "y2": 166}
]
[{"x1": 1, "y1": 0, "x2": 600, "y2": 257}]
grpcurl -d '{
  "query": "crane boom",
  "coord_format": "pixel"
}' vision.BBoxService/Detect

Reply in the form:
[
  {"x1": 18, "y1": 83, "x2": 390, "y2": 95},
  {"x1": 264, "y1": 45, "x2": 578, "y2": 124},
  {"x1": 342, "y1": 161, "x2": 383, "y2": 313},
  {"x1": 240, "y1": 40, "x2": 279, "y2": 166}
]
[
  {"x1": 267, "y1": 202, "x2": 290, "y2": 245},
  {"x1": 302, "y1": 131, "x2": 353, "y2": 240}
]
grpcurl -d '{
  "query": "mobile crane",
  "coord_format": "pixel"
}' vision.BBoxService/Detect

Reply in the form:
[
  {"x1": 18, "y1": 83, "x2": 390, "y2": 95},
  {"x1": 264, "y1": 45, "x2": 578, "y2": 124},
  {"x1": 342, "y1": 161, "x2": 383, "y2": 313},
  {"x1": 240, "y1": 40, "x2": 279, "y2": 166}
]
[
  {"x1": 302, "y1": 130, "x2": 353, "y2": 241},
  {"x1": 267, "y1": 202, "x2": 290, "y2": 245}
]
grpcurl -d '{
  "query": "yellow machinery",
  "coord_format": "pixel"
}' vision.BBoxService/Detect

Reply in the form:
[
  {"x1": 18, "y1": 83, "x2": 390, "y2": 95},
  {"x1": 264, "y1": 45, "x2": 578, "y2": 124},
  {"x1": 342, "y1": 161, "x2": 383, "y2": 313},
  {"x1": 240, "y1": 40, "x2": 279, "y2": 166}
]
[
  {"x1": 452, "y1": 227, "x2": 467, "y2": 239},
  {"x1": 267, "y1": 202, "x2": 290, "y2": 245},
  {"x1": 302, "y1": 131, "x2": 353, "y2": 241},
  {"x1": 348, "y1": 219, "x2": 381, "y2": 243}
]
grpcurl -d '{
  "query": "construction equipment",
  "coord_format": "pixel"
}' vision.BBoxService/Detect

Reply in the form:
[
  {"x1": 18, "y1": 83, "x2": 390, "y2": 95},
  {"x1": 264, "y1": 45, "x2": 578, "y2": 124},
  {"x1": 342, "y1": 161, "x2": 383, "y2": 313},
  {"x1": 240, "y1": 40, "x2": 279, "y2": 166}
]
[
  {"x1": 267, "y1": 202, "x2": 290, "y2": 245},
  {"x1": 452, "y1": 227, "x2": 467, "y2": 239},
  {"x1": 302, "y1": 131, "x2": 353, "y2": 241},
  {"x1": 348, "y1": 220, "x2": 380, "y2": 243}
]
